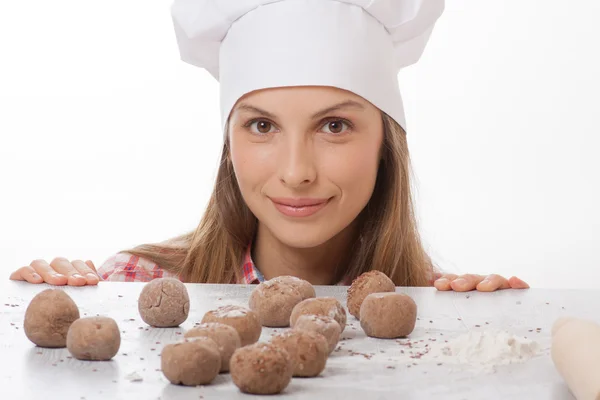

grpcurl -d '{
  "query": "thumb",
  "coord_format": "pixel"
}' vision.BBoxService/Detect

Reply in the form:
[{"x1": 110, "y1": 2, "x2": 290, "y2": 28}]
[{"x1": 85, "y1": 260, "x2": 97, "y2": 272}]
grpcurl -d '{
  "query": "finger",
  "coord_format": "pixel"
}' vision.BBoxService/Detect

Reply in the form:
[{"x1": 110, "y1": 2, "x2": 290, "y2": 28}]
[
  {"x1": 450, "y1": 274, "x2": 486, "y2": 292},
  {"x1": 85, "y1": 260, "x2": 97, "y2": 272},
  {"x1": 508, "y1": 276, "x2": 530, "y2": 289},
  {"x1": 48, "y1": 257, "x2": 86, "y2": 286},
  {"x1": 476, "y1": 274, "x2": 511, "y2": 292},
  {"x1": 433, "y1": 274, "x2": 458, "y2": 291},
  {"x1": 49, "y1": 257, "x2": 87, "y2": 286},
  {"x1": 71, "y1": 260, "x2": 99, "y2": 285},
  {"x1": 30, "y1": 259, "x2": 68, "y2": 286},
  {"x1": 9, "y1": 266, "x2": 44, "y2": 284}
]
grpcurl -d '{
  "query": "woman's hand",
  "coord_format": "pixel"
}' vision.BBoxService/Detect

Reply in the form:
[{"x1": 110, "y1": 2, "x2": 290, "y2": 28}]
[
  {"x1": 9, "y1": 257, "x2": 100, "y2": 286},
  {"x1": 433, "y1": 273, "x2": 529, "y2": 292}
]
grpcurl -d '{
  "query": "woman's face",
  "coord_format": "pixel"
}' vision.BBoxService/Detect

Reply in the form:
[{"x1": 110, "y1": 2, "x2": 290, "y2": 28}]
[{"x1": 228, "y1": 86, "x2": 384, "y2": 248}]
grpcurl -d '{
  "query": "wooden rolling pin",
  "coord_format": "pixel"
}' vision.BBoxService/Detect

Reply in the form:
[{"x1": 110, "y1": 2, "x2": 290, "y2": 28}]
[{"x1": 551, "y1": 317, "x2": 600, "y2": 400}]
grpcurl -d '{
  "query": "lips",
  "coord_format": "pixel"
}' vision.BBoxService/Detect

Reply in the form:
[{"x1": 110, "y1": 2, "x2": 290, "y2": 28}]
[
  {"x1": 269, "y1": 197, "x2": 330, "y2": 218},
  {"x1": 270, "y1": 198, "x2": 329, "y2": 207}
]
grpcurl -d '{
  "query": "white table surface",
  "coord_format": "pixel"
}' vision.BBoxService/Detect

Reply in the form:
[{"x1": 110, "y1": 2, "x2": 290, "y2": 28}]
[{"x1": 0, "y1": 280, "x2": 594, "y2": 400}]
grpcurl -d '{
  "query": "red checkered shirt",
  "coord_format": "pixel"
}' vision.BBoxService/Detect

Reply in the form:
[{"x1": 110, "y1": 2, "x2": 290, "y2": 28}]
[
  {"x1": 97, "y1": 242, "x2": 260, "y2": 284},
  {"x1": 97, "y1": 242, "x2": 436, "y2": 285}
]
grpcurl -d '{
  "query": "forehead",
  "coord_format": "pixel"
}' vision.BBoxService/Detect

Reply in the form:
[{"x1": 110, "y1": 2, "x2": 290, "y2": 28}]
[{"x1": 232, "y1": 86, "x2": 376, "y2": 114}]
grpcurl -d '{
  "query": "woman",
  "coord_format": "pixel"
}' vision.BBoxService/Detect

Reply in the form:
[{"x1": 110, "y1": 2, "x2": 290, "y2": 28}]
[{"x1": 9, "y1": 0, "x2": 528, "y2": 293}]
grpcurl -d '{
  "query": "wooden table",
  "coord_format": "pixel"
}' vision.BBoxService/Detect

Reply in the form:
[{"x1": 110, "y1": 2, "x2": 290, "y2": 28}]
[{"x1": 1, "y1": 281, "x2": 594, "y2": 399}]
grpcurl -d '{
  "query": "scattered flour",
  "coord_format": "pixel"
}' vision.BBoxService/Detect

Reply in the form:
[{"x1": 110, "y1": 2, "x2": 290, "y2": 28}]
[
  {"x1": 427, "y1": 330, "x2": 540, "y2": 373},
  {"x1": 125, "y1": 371, "x2": 143, "y2": 382},
  {"x1": 213, "y1": 305, "x2": 248, "y2": 318}
]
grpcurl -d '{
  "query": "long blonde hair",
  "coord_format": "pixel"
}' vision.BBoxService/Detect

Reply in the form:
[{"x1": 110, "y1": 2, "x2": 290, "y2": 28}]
[{"x1": 119, "y1": 112, "x2": 434, "y2": 286}]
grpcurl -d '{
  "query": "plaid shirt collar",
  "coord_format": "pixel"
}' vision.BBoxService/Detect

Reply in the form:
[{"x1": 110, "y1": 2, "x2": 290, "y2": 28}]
[{"x1": 242, "y1": 241, "x2": 263, "y2": 284}]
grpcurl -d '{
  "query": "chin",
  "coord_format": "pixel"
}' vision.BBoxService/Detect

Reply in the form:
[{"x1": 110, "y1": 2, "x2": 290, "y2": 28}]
[{"x1": 271, "y1": 228, "x2": 335, "y2": 249}]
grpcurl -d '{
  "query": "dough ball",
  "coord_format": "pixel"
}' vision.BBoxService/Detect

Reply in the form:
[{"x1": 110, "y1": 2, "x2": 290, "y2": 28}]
[
  {"x1": 271, "y1": 276, "x2": 316, "y2": 300},
  {"x1": 184, "y1": 322, "x2": 241, "y2": 372},
  {"x1": 66, "y1": 317, "x2": 121, "y2": 361},
  {"x1": 551, "y1": 317, "x2": 576, "y2": 336},
  {"x1": 161, "y1": 336, "x2": 221, "y2": 386},
  {"x1": 293, "y1": 314, "x2": 341, "y2": 354},
  {"x1": 290, "y1": 297, "x2": 347, "y2": 332},
  {"x1": 359, "y1": 292, "x2": 417, "y2": 339},
  {"x1": 23, "y1": 289, "x2": 80, "y2": 348},
  {"x1": 270, "y1": 330, "x2": 329, "y2": 377},
  {"x1": 230, "y1": 342, "x2": 293, "y2": 395},
  {"x1": 138, "y1": 277, "x2": 190, "y2": 327},
  {"x1": 347, "y1": 270, "x2": 395, "y2": 319},
  {"x1": 249, "y1": 280, "x2": 303, "y2": 327},
  {"x1": 201, "y1": 305, "x2": 262, "y2": 347}
]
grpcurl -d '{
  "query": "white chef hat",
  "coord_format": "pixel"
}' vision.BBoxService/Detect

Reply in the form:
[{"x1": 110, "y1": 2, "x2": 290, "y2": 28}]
[{"x1": 171, "y1": 0, "x2": 444, "y2": 132}]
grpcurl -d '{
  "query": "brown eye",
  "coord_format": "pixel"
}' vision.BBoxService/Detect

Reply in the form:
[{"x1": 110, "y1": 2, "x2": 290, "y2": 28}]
[
  {"x1": 255, "y1": 120, "x2": 272, "y2": 134},
  {"x1": 322, "y1": 120, "x2": 350, "y2": 135},
  {"x1": 246, "y1": 120, "x2": 274, "y2": 134},
  {"x1": 328, "y1": 121, "x2": 343, "y2": 134}
]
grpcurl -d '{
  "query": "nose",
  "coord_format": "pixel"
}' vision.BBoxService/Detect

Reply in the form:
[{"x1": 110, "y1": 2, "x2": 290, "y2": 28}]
[{"x1": 277, "y1": 135, "x2": 317, "y2": 188}]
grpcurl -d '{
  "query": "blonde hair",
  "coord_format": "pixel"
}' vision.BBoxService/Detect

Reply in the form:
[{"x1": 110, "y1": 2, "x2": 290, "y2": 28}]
[{"x1": 119, "y1": 112, "x2": 434, "y2": 286}]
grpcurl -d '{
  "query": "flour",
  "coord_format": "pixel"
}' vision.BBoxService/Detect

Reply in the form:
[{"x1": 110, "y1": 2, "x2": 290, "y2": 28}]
[
  {"x1": 213, "y1": 305, "x2": 248, "y2": 318},
  {"x1": 426, "y1": 330, "x2": 541, "y2": 373},
  {"x1": 125, "y1": 371, "x2": 143, "y2": 382}
]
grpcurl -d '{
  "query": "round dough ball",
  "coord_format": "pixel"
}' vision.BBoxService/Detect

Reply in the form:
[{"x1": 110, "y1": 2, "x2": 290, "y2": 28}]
[
  {"x1": 271, "y1": 276, "x2": 316, "y2": 300},
  {"x1": 359, "y1": 292, "x2": 417, "y2": 339},
  {"x1": 347, "y1": 270, "x2": 395, "y2": 319},
  {"x1": 270, "y1": 330, "x2": 329, "y2": 377},
  {"x1": 230, "y1": 342, "x2": 293, "y2": 395},
  {"x1": 290, "y1": 297, "x2": 347, "y2": 332},
  {"x1": 66, "y1": 317, "x2": 121, "y2": 361},
  {"x1": 138, "y1": 277, "x2": 190, "y2": 327},
  {"x1": 24, "y1": 289, "x2": 80, "y2": 348},
  {"x1": 293, "y1": 314, "x2": 341, "y2": 354},
  {"x1": 202, "y1": 305, "x2": 262, "y2": 347},
  {"x1": 184, "y1": 322, "x2": 241, "y2": 372},
  {"x1": 552, "y1": 317, "x2": 576, "y2": 336},
  {"x1": 161, "y1": 336, "x2": 221, "y2": 386},
  {"x1": 249, "y1": 280, "x2": 303, "y2": 327}
]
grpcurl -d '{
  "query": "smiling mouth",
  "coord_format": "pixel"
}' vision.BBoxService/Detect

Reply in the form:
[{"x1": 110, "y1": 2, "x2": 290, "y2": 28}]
[{"x1": 269, "y1": 197, "x2": 331, "y2": 218}]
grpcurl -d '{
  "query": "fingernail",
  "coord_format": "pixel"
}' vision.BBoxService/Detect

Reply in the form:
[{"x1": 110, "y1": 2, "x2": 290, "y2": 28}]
[
  {"x1": 480, "y1": 278, "x2": 490, "y2": 284},
  {"x1": 453, "y1": 278, "x2": 467, "y2": 286},
  {"x1": 72, "y1": 274, "x2": 83, "y2": 279},
  {"x1": 52, "y1": 273, "x2": 65, "y2": 278},
  {"x1": 32, "y1": 273, "x2": 41, "y2": 280},
  {"x1": 86, "y1": 273, "x2": 99, "y2": 280},
  {"x1": 435, "y1": 278, "x2": 448, "y2": 284}
]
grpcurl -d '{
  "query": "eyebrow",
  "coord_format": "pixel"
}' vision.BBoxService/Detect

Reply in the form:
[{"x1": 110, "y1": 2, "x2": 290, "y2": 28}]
[{"x1": 234, "y1": 100, "x2": 366, "y2": 120}]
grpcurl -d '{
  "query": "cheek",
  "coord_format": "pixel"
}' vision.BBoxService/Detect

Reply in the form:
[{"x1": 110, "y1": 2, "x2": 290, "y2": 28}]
[
  {"x1": 230, "y1": 135, "x2": 275, "y2": 198},
  {"x1": 323, "y1": 141, "x2": 381, "y2": 203}
]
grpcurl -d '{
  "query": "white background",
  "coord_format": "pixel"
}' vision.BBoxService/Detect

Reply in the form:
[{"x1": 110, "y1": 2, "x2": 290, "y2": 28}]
[{"x1": 0, "y1": 1, "x2": 598, "y2": 288}]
